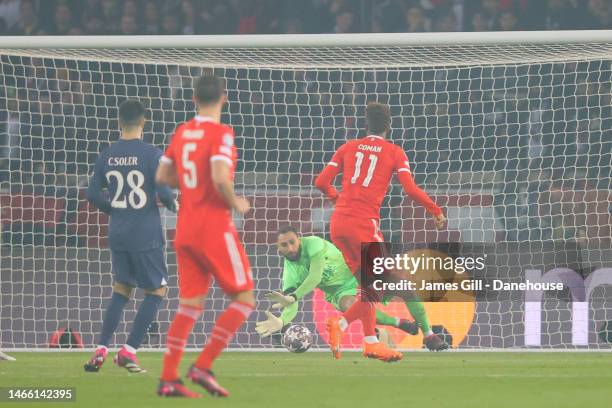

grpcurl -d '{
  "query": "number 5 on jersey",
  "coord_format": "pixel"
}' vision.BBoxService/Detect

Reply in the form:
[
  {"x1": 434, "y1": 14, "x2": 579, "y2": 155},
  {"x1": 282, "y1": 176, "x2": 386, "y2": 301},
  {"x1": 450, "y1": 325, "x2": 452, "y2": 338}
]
[{"x1": 182, "y1": 142, "x2": 198, "y2": 189}]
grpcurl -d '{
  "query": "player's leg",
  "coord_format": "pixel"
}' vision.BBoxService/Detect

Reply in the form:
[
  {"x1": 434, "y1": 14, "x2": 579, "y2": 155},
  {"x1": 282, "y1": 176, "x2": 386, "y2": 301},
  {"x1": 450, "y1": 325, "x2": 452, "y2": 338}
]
[
  {"x1": 403, "y1": 298, "x2": 448, "y2": 351},
  {"x1": 158, "y1": 245, "x2": 208, "y2": 398},
  {"x1": 338, "y1": 294, "x2": 418, "y2": 336},
  {"x1": 329, "y1": 217, "x2": 402, "y2": 361},
  {"x1": 84, "y1": 250, "x2": 134, "y2": 372},
  {"x1": 326, "y1": 215, "x2": 370, "y2": 356},
  {"x1": 188, "y1": 229, "x2": 254, "y2": 397},
  {"x1": 116, "y1": 249, "x2": 169, "y2": 372},
  {"x1": 327, "y1": 216, "x2": 382, "y2": 356}
]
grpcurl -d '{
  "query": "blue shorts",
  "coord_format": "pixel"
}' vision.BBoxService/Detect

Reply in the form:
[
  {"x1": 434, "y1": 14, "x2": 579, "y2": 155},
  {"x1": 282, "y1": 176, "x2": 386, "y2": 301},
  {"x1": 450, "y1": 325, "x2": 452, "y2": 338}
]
[{"x1": 111, "y1": 247, "x2": 168, "y2": 290}]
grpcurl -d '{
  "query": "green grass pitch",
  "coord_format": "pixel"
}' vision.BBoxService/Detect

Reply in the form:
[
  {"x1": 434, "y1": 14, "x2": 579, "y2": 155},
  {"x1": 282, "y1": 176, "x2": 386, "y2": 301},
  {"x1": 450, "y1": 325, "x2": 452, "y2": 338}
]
[{"x1": 2, "y1": 352, "x2": 612, "y2": 408}]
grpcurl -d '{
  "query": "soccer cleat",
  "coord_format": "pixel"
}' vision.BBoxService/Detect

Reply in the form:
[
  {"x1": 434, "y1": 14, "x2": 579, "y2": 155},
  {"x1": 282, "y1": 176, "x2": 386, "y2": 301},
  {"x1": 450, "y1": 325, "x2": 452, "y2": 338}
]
[
  {"x1": 157, "y1": 379, "x2": 202, "y2": 398},
  {"x1": 187, "y1": 365, "x2": 229, "y2": 397},
  {"x1": 325, "y1": 316, "x2": 343, "y2": 359},
  {"x1": 397, "y1": 319, "x2": 419, "y2": 335},
  {"x1": 424, "y1": 333, "x2": 450, "y2": 351},
  {"x1": 363, "y1": 342, "x2": 403, "y2": 362},
  {"x1": 83, "y1": 347, "x2": 108, "y2": 372},
  {"x1": 114, "y1": 347, "x2": 147, "y2": 373}
]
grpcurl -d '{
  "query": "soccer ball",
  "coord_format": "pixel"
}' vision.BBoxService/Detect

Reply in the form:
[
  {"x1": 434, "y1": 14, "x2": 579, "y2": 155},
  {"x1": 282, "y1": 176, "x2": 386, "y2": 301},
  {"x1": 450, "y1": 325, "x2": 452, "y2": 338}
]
[{"x1": 282, "y1": 325, "x2": 313, "y2": 353}]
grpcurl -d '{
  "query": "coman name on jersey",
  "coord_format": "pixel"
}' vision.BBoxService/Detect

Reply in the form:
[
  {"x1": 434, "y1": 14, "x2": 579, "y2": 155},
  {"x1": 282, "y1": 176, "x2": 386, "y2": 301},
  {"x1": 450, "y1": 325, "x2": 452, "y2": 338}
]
[{"x1": 358, "y1": 144, "x2": 382, "y2": 153}]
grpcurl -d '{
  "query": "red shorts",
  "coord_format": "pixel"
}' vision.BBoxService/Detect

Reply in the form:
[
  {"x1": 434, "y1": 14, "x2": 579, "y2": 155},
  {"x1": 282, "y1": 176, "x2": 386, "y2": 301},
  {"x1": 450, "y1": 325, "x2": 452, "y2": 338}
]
[
  {"x1": 329, "y1": 212, "x2": 385, "y2": 275},
  {"x1": 174, "y1": 223, "x2": 253, "y2": 298}
]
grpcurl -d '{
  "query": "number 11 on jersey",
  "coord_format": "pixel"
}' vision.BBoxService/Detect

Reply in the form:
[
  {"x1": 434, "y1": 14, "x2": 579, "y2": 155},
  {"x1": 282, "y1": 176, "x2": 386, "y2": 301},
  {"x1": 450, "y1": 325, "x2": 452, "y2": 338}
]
[{"x1": 351, "y1": 152, "x2": 378, "y2": 187}]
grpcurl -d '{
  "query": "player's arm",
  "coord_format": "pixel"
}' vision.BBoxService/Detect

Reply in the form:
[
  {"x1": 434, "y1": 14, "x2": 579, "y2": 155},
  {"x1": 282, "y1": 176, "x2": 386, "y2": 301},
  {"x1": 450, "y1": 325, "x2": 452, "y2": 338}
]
[
  {"x1": 156, "y1": 130, "x2": 180, "y2": 189},
  {"x1": 256, "y1": 280, "x2": 302, "y2": 337},
  {"x1": 395, "y1": 148, "x2": 446, "y2": 229},
  {"x1": 156, "y1": 160, "x2": 179, "y2": 189},
  {"x1": 266, "y1": 242, "x2": 326, "y2": 308},
  {"x1": 210, "y1": 131, "x2": 250, "y2": 214},
  {"x1": 86, "y1": 154, "x2": 112, "y2": 214},
  {"x1": 210, "y1": 160, "x2": 248, "y2": 214},
  {"x1": 314, "y1": 144, "x2": 346, "y2": 202},
  {"x1": 290, "y1": 248, "x2": 325, "y2": 300},
  {"x1": 153, "y1": 150, "x2": 178, "y2": 212},
  {"x1": 257, "y1": 252, "x2": 326, "y2": 337},
  {"x1": 156, "y1": 182, "x2": 177, "y2": 212},
  {"x1": 279, "y1": 301, "x2": 299, "y2": 326}
]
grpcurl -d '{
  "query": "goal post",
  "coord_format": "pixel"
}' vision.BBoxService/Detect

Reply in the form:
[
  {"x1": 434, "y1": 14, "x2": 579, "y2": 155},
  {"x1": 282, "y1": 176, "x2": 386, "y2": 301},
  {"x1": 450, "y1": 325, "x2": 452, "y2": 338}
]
[{"x1": 0, "y1": 31, "x2": 610, "y2": 351}]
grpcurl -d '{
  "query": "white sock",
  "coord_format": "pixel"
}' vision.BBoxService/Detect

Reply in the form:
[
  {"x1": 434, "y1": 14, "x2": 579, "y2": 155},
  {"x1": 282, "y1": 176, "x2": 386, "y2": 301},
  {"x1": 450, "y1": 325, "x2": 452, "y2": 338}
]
[
  {"x1": 339, "y1": 317, "x2": 348, "y2": 331},
  {"x1": 394, "y1": 317, "x2": 400, "y2": 326},
  {"x1": 363, "y1": 336, "x2": 379, "y2": 344},
  {"x1": 96, "y1": 345, "x2": 108, "y2": 351},
  {"x1": 424, "y1": 329, "x2": 434, "y2": 337},
  {"x1": 123, "y1": 344, "x2": 137, "y2": 354}
]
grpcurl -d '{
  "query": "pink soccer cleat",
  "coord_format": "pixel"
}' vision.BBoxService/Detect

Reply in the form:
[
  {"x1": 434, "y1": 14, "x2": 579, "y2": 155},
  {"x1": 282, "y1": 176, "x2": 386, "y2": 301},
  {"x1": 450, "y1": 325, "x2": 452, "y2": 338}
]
[
  {"x1": 84, "y1": 347, "x2": 108, "y2": 372},
  {"x1": 157, "y1": 379, "x2": 202, "y2": 398},
  {"x1": 187, "y1": 365, "x2": 229, "y2": 397},
  {"x1": 114, "y1": 346, "x2": 146, "y2": 373}
]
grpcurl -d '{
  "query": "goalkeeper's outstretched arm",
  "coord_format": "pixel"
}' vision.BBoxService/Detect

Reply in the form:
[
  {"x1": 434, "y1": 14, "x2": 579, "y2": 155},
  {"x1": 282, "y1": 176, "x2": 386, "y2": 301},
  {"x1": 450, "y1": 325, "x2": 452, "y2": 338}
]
[
  {"x1": 265, "y1": 248, "x2": 326, "y2": 309},
  {"x1": 257, "y1": 248, "x2": 326, "y2": 337}
]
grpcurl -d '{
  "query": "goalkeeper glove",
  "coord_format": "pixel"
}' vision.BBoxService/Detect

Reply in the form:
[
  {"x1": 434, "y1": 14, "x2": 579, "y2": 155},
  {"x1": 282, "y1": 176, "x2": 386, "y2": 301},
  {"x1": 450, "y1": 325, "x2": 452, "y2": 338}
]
[
  {"x1": 255, "y1": 311, "x2": 284, "y2": 337},
  {"x1": 265, "y1": 291, "x2": 297, "y2": 309}
]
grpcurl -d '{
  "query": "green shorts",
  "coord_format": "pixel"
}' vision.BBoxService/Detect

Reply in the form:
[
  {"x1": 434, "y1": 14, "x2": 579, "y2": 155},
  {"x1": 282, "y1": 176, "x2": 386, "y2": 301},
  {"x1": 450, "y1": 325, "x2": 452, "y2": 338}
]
[{"x1": 324, "y1": 280, "x2": 358, "y2": 310}]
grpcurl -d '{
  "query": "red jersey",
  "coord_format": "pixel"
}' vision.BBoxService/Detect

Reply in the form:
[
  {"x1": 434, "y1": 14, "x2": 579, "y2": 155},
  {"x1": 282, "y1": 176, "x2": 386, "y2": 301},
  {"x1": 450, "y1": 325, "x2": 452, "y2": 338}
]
[
  {"x1": 315, "y1": 135, "x2": 442, "y2": 220},
  {"x1": 161, "y1": 115, "x2": 236, "y2": 226}
]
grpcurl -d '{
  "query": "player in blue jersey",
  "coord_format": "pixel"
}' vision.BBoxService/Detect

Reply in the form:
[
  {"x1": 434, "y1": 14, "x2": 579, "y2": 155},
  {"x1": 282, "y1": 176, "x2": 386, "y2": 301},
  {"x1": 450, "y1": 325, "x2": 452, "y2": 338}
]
[{"x1": 84, "y1": 100, "x2": 177, "y2": 374}]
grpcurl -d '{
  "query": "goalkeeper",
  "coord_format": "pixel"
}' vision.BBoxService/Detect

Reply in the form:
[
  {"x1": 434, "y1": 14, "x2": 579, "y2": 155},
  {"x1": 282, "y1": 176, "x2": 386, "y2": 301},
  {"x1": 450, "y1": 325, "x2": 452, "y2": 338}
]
[{"x1": 257, "y1": 226, "x2": 446, "y2": 351}]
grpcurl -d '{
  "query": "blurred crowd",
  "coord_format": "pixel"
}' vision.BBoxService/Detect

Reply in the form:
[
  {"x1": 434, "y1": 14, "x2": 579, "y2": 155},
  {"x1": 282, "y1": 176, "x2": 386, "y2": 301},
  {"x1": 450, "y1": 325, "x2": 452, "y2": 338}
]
[
  {"x1": 0, "y1": 55, "x2": 610, "y2": 242},
  {"x1": 0, "y1": 0, "x2": 610, "y2": 244},
  {"x1": 0, "y1": 0, "x2": 611, "y2": 36}
]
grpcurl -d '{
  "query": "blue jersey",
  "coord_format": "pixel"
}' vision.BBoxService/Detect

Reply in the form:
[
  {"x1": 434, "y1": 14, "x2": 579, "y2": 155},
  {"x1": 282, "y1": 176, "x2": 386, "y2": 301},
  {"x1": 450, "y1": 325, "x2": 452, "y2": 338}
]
[{"x1": 87, "y1": 138, "x2": 175, "y2": 252}]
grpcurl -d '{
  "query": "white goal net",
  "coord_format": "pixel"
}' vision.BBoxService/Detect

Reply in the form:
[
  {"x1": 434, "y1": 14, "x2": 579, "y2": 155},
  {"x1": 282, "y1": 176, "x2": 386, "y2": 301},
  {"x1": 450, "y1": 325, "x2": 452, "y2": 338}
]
[{"x1": 1, "y1": 32, "x2": 611, "y2": 350}]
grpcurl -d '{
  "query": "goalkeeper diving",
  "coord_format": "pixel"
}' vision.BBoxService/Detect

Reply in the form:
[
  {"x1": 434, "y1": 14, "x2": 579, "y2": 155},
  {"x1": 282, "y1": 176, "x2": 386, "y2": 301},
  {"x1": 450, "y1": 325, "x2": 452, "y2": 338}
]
[{"x1": 256, "y1": 226, "x2": 448, "y2": 351}]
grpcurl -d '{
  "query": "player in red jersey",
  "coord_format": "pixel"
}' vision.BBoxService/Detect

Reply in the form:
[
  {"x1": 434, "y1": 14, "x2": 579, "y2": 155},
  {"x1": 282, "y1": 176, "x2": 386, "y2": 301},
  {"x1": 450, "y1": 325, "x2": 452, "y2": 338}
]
[
  {"x1": 315, "y1": 102, "x2": 447, "y2": 361},
  {"x1": 155, "y1": 74, "x2": 254, "y2": 398}
]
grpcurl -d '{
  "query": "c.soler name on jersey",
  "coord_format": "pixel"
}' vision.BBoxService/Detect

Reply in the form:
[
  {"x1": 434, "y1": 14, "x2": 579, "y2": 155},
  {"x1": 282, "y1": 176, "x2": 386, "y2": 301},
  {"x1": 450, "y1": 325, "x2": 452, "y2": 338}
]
[{"x1": 108, "y1": 156, "x2": 138, "y2": 166}]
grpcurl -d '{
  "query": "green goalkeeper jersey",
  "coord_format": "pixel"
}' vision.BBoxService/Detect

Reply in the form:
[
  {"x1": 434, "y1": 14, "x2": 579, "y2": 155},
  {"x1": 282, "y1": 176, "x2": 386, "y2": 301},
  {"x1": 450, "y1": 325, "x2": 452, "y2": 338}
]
[{"x1": 279, "y1": 236, "x2": 357, "y2": 324}]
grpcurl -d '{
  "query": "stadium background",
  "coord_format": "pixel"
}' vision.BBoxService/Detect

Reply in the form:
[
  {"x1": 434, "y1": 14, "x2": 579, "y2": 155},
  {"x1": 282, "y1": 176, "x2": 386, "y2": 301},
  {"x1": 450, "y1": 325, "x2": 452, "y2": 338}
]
[{"x1": 0, "y1": 0, "x2": 611, "y2": 350}]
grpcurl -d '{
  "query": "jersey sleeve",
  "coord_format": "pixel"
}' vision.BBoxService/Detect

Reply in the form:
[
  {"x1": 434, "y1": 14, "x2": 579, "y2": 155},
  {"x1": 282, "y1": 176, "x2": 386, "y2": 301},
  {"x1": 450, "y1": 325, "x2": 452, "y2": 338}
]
[
  {"x1": 303, "y1": 236, "x2": 326, "y2": 259},
  {"x1": 395, "y1": 146, "x2": 443, "y2": 216},
  {"x1": 393, "y1": 146, "x2": 412, "y2": 175},
  {"x1": 279, "y1": 302, "x2": 298, "y2": 326},
  {"x1": 86, "y1": 151, "x2": 112, "y2": 214},
  {"x1": 328, "y1": 142, "x2": 347, "y2": 171},
  {"x1": 282, "y1": 262, "x2": 303, "y2": 293},
  {"x1": 160, "y1": 125, "x2": 181, "y2": 165},
  {"x1": 210, "y1": 127, "x2": 236, "y2": 168},
  {"x1": 288, "y1": 237, "x2": 327, "y2": 300},
  {"x1": 314, "y1": 143, "x2": 347, "y2": 201},
  {"x1": 152, "y1": 148, "x2": 176, "y2": 210}
]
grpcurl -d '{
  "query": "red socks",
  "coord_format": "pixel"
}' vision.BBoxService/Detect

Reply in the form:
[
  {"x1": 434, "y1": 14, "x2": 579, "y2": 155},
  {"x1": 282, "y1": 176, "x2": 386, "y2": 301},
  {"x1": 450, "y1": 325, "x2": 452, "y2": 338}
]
[
  {"x1": 342, "y1": 295, "x2": 377, "y2": 337},
  {"x1": 195, "y1": 301, "x2": 253, "y2": 370},
  {"x1": 161, "y1": 305, "x2": 202, "y2": 382}
]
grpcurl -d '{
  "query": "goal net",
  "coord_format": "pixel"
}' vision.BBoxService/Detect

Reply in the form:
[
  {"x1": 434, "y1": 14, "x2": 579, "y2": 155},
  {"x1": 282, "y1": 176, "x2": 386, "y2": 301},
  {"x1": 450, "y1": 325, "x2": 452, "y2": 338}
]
[{"x1": 1, "y1": 33, "x2": 611, "y2": 350}]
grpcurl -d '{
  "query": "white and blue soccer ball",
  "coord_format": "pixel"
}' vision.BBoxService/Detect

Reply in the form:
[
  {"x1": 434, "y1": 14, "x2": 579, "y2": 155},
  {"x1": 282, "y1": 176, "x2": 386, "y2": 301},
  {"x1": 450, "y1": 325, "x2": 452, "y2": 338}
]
[{"x1": 282, "y1": 325, "x2": 313, "y2": 353}]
